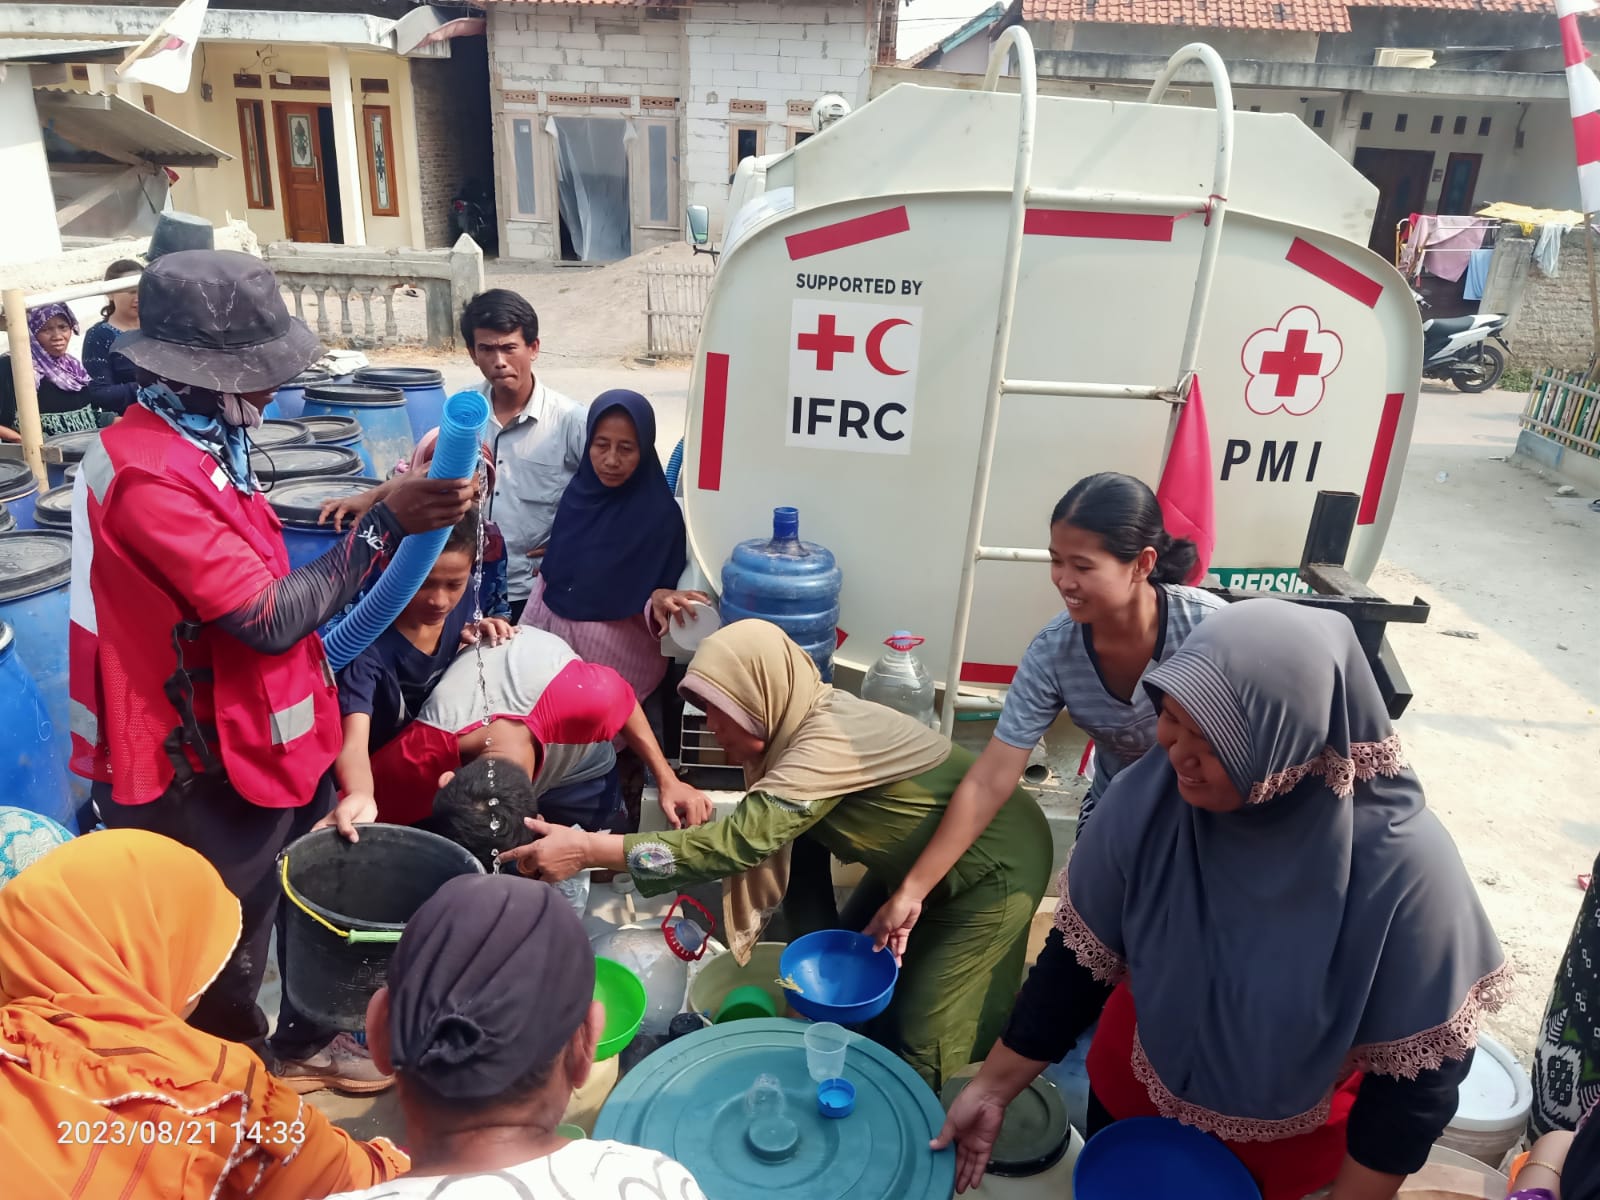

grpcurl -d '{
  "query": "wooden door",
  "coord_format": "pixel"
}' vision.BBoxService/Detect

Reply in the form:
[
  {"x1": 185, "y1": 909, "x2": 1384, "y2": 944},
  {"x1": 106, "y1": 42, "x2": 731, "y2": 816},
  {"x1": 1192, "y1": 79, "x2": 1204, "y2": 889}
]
[
  {"x1": 1439, "y1": 153, "x2": 1484, "y2": 216},
  {"x1": 273, "y1": 102, "x2": 331, "y2": 243},
  {"x1": 1353, "y1": 147, "x2": 1436, "y2": 261}
]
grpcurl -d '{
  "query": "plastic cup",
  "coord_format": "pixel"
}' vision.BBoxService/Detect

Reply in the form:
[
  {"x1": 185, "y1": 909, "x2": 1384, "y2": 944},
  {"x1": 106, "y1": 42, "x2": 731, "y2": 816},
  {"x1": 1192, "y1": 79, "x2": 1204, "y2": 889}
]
[{"x1": 805, "y1": 1021, "x2": 851, "y2": 1083}]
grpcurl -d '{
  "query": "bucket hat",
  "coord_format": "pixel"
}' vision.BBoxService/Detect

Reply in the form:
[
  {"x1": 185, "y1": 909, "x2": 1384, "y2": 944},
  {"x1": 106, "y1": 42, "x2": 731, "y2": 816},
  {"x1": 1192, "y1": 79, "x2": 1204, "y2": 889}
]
[
  {"x1": 113, "y1": 250, "x2": 321, "y2": 394},
  {"x1": 144, "y1": 211, "x2": 215, "y2": 262}
]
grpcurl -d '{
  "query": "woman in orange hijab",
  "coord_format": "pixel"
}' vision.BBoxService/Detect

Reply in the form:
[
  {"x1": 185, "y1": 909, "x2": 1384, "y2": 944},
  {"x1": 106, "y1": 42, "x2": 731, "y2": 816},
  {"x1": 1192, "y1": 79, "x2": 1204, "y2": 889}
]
[{"x1": 0, "y1": 829, "x2": 408, "y2": 1199}]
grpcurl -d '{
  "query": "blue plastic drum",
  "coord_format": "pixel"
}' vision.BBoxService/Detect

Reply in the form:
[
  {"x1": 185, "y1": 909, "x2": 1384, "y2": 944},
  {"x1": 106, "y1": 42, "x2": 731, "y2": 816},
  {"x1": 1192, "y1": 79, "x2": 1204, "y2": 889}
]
[
  {"x1": 254, "y1": 419, "x2": 314, "y2": 452},
  {"x1": 595, "y1": 1019, "x2": 955, "y2": 1200},
  {"x1": 44, "y1": 430, "x2": 101, "y2": 491},
  {"x1": 0, "y1": 531, "x2": 74, "y2": 822},
  {"x1": 301, "y1": 384, "x2": 410, "y2": 478},
  {"x1": 266, "y1": 367, "x2": 334, "y2": 420},
  {"x1": 268, "y1": 476, "x2": 382, "y2": 570},
  {"x1": 251, "y1": 444, "x2": 366, "y2": 487},
  {"x1": 0, "y1": 460, "x2": 39, "y2": 530},
  {"x1": 0, "y1": 505, "x2": 14, "y2": 534},
  {"x1": 721, "y1": 506, "x2": 844, "y2": 681},
  {"x1": 0, "y1": 622, "x2": 75, "y2": 834},
  {"x1": 33, "y1": 486, "x2": 72, "y2": 532},
  {"x1": 298, "y1": 415, "x2": 372, "y2": 473},
  {"x1": 352, "y1": 367, "x2": 448, "y2": 441}
]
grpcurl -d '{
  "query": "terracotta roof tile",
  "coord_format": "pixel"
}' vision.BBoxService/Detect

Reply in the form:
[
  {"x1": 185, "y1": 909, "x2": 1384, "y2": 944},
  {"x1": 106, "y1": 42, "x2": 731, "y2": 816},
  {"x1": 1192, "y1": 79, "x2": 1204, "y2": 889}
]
[{"x1": 1019, "y1": 0, "x2": 1554, "y2": 32}]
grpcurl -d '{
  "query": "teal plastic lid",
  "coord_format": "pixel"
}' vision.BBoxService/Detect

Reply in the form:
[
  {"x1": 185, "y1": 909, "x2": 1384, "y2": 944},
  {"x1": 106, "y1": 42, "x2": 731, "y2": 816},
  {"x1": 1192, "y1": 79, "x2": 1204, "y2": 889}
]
[{"x1": 594, "y1": 1018, "x2": 954, "y2": 1198}]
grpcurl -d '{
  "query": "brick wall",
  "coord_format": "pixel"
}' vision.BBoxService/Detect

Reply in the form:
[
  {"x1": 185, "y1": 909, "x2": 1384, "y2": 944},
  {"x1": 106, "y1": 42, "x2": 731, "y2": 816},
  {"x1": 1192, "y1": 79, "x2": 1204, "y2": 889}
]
[
  {"x1": 1507, "y1": 229, "x2": 1599, "y2": 372},
  {"x1": 684, "y1": 1, "x2": 874, "y2": 228},
  {"x1": 412, "y1": 49, "x2": 494, "y2": 249},
  {"x1": 487, "y1": 1, "x2": 874, "y2": 260}
]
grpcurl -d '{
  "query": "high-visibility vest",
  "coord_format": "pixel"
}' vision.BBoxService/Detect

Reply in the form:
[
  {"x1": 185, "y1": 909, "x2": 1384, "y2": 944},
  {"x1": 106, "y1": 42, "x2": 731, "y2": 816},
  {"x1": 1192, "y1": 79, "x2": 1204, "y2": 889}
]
[{"x1": 75, "y1": 408, "x2": 339, "y2": 807}]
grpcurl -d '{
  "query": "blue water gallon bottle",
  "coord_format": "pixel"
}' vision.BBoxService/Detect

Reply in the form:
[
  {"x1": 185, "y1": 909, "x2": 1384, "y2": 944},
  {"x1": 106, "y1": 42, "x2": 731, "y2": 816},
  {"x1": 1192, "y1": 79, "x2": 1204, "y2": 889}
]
[{"x1": 720, "y1": 506, "x2": 842, "y2": 681}]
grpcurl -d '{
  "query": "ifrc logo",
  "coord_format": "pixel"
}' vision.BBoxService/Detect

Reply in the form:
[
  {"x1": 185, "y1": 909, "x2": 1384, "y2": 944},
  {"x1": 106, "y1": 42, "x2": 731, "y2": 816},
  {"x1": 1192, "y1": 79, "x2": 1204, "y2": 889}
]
[
  {"x1": 787, "y1": 299, "x2": 922, "y2": 455},
  {"x1": 1241, "y1": 307, "x2": 1343, "y2": 417}
]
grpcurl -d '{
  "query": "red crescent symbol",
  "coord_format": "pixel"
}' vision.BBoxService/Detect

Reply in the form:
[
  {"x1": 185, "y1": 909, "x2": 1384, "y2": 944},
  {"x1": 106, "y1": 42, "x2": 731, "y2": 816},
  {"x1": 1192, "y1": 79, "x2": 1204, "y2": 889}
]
[{"x1": 865, "y1": 318, "x2": 911, "y2": 376}]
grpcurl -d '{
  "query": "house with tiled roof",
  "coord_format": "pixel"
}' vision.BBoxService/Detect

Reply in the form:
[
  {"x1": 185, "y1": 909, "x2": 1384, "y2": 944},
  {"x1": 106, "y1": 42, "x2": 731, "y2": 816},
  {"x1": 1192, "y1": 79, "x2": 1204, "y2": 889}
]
[
  {"x1": 997, "y1": 0, "x2": 1593, "y2": 251},
  {"x1": 481, "y1": 0, "x2": 892, "y2": 261},
  {"x1": 902, "y1": 3, "x2": 1007, "y2": 70}
]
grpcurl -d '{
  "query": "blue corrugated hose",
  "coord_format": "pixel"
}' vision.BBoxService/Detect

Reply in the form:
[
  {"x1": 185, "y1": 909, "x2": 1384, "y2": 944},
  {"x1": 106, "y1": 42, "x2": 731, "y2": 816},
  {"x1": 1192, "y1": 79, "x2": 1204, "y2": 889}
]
[
  {"x1": 321, "y1": 390, "x2": 489, "y2": 670},
  {"x1": 665, "y1": 437, "x2": 684, "y2": 495}
]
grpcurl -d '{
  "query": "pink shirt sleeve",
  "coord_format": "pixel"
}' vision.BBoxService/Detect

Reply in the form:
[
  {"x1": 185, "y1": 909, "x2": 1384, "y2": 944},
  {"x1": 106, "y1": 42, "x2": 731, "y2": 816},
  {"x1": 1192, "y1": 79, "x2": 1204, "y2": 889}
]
[{"x1": 527, "y1": 660, "x2": 637, "y2": 747}]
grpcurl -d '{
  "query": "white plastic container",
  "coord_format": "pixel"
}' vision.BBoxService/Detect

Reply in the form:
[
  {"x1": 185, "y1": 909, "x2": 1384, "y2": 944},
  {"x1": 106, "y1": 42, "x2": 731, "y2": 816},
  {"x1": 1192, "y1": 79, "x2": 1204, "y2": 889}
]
[{"x1": 1437, "y1": 1033, "x2": 1532, "y2": 1167}]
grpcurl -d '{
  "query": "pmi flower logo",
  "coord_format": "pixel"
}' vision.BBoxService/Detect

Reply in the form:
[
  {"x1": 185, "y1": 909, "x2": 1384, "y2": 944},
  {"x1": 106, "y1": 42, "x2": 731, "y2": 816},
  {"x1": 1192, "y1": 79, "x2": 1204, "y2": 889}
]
[{"x1": 1241, "y1": 307, "x2": 1343, "y2": 417}]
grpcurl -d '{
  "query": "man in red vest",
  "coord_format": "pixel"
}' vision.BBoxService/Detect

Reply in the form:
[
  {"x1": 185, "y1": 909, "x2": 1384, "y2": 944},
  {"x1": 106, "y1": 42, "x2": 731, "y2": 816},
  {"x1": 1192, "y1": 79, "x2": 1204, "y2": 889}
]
[{"x1": 70, "y1": 249, "x2": 472, "y2": 1093}]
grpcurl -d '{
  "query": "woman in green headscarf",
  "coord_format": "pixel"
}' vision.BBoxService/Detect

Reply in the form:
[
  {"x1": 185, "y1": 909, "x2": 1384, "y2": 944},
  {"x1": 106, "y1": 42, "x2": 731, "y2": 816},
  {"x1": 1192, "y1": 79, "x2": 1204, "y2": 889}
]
[{"x1": 500, "y1": 618, "x2": 1053, "y2": 1090}]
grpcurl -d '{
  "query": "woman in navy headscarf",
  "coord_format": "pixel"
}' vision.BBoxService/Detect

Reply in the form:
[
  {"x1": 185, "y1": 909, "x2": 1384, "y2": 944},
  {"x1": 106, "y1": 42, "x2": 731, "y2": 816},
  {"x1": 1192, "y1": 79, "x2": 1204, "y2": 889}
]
[{"x1": 519, "y1": 389, "x2": 708, "y2": 703}]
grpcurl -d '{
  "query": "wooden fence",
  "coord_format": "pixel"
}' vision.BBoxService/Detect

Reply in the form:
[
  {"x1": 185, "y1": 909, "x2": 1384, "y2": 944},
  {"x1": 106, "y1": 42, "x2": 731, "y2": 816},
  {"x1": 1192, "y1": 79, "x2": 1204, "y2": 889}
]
[
  {"x1": 1523, "y1": 368, "x2": 1600, "y2": 458},
  {"x1": 645, "y1": 262, "x2": 715, "y2": 358}
]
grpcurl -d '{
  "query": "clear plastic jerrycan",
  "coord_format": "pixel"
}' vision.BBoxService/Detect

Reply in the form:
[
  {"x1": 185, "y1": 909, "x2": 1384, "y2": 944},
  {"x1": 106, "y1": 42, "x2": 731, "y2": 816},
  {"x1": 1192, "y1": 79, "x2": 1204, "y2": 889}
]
[{"x1": 860, "y1": 632, "x2": 937, "y2": 727}]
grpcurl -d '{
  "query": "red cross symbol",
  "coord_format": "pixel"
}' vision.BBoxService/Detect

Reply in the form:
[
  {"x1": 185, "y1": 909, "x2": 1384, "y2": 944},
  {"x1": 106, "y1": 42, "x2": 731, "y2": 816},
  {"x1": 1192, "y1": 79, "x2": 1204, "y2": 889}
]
[
  {"x1": 1258, "y1": 329, "x2": 1324, "y2": 398},
  {"x1": 797, "y1": 313, "x2": 855, "y2": 371}
]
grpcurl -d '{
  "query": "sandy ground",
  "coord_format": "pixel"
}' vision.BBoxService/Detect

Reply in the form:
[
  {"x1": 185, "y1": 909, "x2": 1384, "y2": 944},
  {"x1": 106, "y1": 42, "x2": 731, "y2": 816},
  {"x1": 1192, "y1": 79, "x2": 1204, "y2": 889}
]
[
  {"x1": 1374, "y1": 383, "x2": 1600, "y2": 1060},
  {"x1": 345, "y1": 248, "x2": 1598, "y2": 1075}
]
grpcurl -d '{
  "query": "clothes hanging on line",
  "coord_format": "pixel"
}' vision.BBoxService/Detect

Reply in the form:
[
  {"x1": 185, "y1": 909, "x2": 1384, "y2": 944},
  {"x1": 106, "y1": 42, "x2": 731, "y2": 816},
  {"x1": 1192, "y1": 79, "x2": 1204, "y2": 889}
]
[{"x1": 1463, "y1": 249, "x2": 1494, "y2": 302}]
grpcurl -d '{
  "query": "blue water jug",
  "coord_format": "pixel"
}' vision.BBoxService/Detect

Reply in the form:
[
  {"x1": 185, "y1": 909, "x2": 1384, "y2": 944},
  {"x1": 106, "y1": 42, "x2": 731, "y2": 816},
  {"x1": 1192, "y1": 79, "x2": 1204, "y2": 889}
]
[
  {"x1": 0, "y1": 619, "x2": 74, "y2": 832},
  {"x1": 720, "y1": 506, "x2": 842, "y2": 681}
]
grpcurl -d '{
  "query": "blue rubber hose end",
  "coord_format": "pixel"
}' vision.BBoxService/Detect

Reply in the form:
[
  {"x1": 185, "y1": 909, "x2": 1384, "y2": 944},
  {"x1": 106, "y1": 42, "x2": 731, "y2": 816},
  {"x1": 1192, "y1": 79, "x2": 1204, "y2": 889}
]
[{"x1": 321, "y1": 390, "x2": 489, "y2": 670}]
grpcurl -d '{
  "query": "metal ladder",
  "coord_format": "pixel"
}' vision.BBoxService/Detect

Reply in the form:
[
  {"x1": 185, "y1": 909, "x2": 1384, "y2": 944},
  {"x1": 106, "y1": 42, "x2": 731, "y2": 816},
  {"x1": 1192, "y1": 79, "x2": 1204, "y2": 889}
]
[{"x1": 938, "y1": 30, "x2": 1237, "y2": 733}]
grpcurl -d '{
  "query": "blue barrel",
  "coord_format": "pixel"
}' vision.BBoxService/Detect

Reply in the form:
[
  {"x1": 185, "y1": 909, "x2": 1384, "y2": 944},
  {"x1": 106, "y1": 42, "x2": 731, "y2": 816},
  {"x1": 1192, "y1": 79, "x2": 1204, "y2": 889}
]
[
  {"x1": 353, "y1": 367, "x2": 448, "y2": 441},
  {"x1": 255, "y1": 418, "x2": 314, "y2": 451},
  {"x1": 251, "y1": 444, "x2": 366, "y2": 486},
  {"x1": 34, "y1": 486, "x2": 72, "y2": 532},
  {"x1": 0, "y1": 506, "x2": 13, "y2": 534},
  {"x1": 0, "y1": 621, "x2": 74, "y2": 833},
  {"x1": 301, "y1": 384, "x2": 411, "y2": 478},
  {"x1": 44, "y1": 430, "x2": 101, "y2": 491},
  {"x1": 0, "y1": 531, "x2": 73, "y2": 814},
  {"x1": 266, "y1": 367, "x2": 335, "y2": 420},
  {"x1": 268, "y1": 475, "x2": 382, "y2": 570},
  {"x1": 64, "y1": 463, "x2": 79, "y2": 484},
  {"x1": 720, "y1": 507, "x2": 843, "y2": 681},
  {"x1": 0, "y1": 460, "x2": 39, "y2": 530},
  {"x1": 298, "y1": 415, "x2": 374, "y2": 477}
]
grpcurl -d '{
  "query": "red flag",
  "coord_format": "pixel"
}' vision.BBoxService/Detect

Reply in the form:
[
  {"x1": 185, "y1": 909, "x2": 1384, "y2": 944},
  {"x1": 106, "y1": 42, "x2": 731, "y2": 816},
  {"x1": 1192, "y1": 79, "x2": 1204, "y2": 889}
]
[{"x1": 1156, "y1": 377, "x2": 1216, "y2": 585}]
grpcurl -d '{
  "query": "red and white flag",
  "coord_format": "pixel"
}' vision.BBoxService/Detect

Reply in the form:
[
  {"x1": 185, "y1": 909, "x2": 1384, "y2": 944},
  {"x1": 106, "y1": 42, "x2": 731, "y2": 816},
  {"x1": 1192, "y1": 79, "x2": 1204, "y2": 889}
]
[
  {"x1": 1155, "y1": 376, "x2": 1217, "y2": 586},
  {"x1": 117, "y1": 0, "x2": 209, "y2": 94},
  {"x1": 1557, "y1": 0, "x2": 1600, "y2": 213}
]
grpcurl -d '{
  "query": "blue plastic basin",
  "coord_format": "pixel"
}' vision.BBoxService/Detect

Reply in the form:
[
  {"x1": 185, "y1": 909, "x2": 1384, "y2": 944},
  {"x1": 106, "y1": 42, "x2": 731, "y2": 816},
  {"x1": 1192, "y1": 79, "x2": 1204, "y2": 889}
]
[
  {"x1": 1074, "y1": 1117, "x2": 1260, "y2": 1200},
  {"x1": 780, "y1": 930, "x2": 898, "y2": 1024}
]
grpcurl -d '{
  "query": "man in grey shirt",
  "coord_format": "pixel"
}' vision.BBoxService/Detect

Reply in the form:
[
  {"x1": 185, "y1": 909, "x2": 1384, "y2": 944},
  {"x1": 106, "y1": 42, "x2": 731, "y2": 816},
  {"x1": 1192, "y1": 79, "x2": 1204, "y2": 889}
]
[{"x1": 459, "y1": 289, "x2": 589, "y2": 621}]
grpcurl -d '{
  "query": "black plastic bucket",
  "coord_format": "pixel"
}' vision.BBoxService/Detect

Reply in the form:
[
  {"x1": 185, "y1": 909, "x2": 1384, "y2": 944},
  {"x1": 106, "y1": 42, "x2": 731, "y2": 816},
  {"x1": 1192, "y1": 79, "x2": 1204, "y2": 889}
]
[{"x1": 278, "y1": 825, "x2": 484, "y2": 1030}]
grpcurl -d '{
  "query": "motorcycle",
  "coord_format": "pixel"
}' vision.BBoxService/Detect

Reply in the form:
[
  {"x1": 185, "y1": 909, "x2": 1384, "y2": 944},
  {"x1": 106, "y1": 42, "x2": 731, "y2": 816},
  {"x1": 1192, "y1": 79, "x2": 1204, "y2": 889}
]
[
  {"x1": 1413, "y1": 290, "x2": 1511, "y2": 393},
  {"x1": 449, "y1": 179, "x2": 497, "y2": 253}
]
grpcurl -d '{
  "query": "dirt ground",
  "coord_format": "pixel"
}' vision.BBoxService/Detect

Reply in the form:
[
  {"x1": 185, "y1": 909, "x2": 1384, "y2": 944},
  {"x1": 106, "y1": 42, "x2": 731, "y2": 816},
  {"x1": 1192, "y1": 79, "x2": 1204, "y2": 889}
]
[
  {"x1": 1374, "y1": 384, "x2": 1600, "y2": 1060},
  {"x1": 365, "y1": 248, "x2": 1598, "y2": 1065}
]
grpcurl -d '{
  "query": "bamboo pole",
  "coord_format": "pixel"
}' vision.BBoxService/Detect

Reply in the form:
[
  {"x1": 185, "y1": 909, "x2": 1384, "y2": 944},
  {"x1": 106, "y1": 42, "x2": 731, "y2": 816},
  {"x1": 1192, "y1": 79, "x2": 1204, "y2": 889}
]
[
  {"x1": 1587, "y1": 213, "x2": 1599, "y2": 382},
  {"x1": 3, "y1": 289, "x2": 49, "y2": 488}
]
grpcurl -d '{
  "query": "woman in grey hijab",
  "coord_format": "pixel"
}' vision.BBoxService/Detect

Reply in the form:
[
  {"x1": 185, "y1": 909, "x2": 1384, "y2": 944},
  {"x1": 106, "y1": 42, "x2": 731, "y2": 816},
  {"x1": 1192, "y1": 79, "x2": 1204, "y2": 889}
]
[{"x1": 938, "y1": 599, "x2": 1508, "y2": 1200}]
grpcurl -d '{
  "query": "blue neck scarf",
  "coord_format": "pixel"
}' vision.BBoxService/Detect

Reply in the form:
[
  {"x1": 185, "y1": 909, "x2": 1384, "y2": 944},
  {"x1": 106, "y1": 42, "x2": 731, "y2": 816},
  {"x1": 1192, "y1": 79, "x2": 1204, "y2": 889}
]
[
  {"x1": 137, "y1": 380, "x2": 258, "y2": 493},
  {"x1": 538, "y1": 390, "x2": 687, "y2": 623}
]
